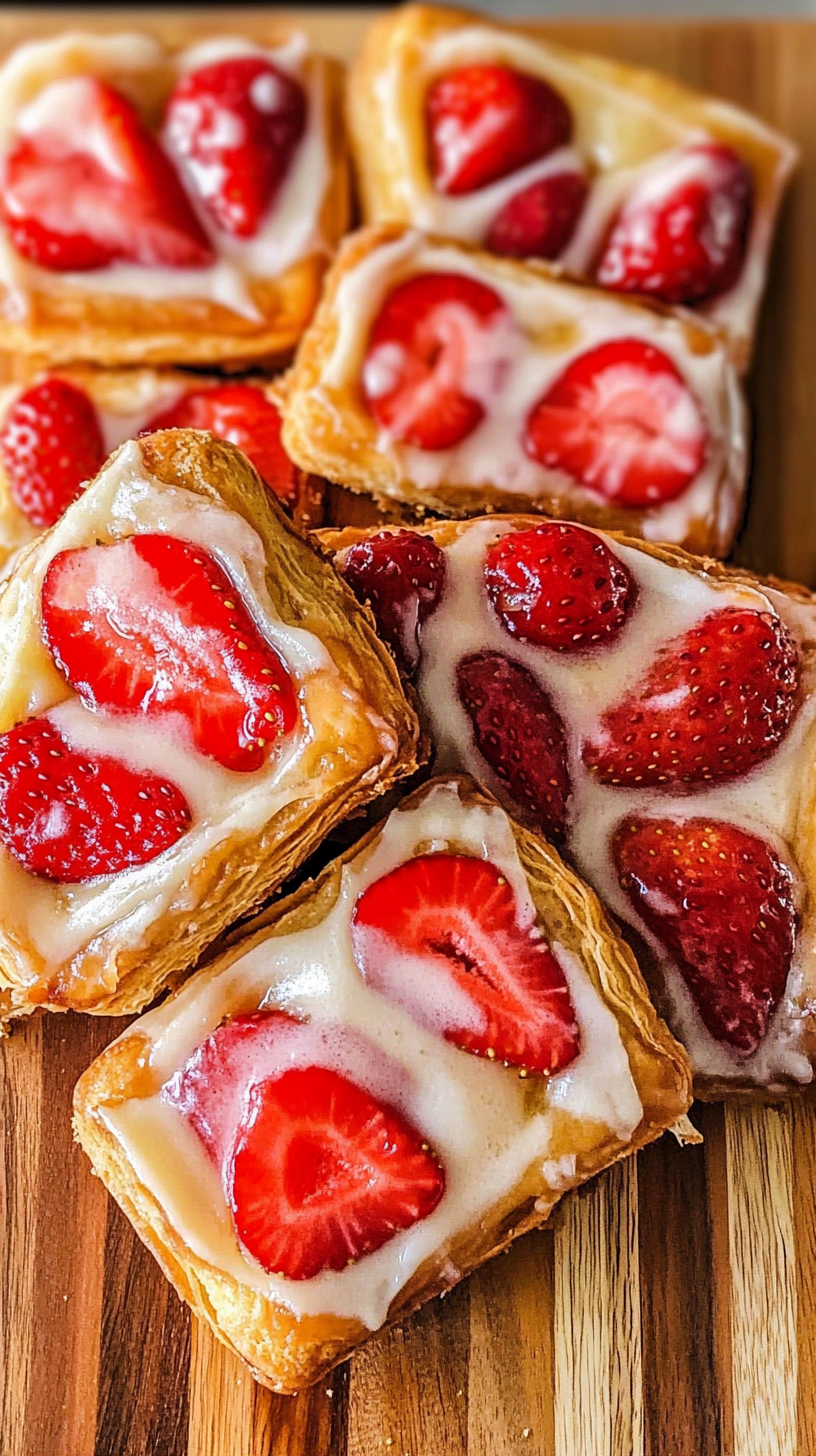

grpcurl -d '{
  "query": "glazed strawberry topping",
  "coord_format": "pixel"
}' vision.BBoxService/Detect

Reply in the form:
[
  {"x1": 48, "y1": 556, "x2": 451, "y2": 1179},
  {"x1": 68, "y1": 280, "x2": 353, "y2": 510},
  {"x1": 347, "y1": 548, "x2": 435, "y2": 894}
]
[
  {"x1": 339, "y1": 530, "x2": 446, "y2": 672},
  {"x1": 0, "y1": 377, "x2": 106, "y2": 528},
  {"x1": 613, "y1": 816, "x2": 796, "y2": 1055},
  {"x1": 362, "y1": 272, "x2": 509, "y2": 451},
  {"x1": 525, "y1": 338, "x2": 708, "y2": 509},
  {"x1": 41, "y1": 534, "x2": 297, "y2": 773},
  {"x1": 456, "y1": 652, "x2": 571, "y2": 839},
  {"x1": 584, "y1": 607, "x2": 800, "y2": 790},
  {"x1": 0, "y1": 718, "x2": 191, "y2": 881},
  {"x1": 163, "y1": 57, "x2": 306, "y2": 239},
  {"x1": 486, "y1": 171, "x2": 588, "y2": 260},
  {"x1": 485, "y1": 522, "x2": 638, "y2": 652},
  {"x1": 426, "y1": 64, "x2": 572, "y2": 195},
  {"x1": 352, "y1": 852, "x2": 580, "y2": 1075},
  {"x1": 144, "y1": 384, "x2": 298, "y2": 504},
  {"x1": 1, "y1": 77, "x2": 212, "y2": 272},
  {"x1": 596, "y1": 142, "x2": 753, "y2": 307}
]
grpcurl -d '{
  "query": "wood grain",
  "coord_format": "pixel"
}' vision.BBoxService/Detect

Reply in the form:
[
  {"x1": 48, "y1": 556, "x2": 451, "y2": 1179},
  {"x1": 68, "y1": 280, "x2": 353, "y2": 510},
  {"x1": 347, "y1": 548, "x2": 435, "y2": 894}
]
[{"x1": 2, "y1": 12, "x2": 816, "y2": 1456}]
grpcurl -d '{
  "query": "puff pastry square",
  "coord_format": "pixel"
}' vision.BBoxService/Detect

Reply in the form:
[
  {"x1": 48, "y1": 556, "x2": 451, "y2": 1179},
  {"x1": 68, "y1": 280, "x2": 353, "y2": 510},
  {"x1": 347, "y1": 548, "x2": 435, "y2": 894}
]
[
  {"x1": 0, "y1": 30, "x2": 349, "y2": 368},
  {"x1": 0, "y1": 429, "x2": 420, "y2": 1023},
  {"x1": 348, "y1": 3, "x2": 797, "y2": 370},
  {"x1": 281, "y1": 223, "x2": 747, "y2": 557},
  {"x1": 322, "y1": 517, "x2": 816, "y2": 1098},
  {"x1": 73, "y1": 773, "x2": 692, "y2": 1393}
]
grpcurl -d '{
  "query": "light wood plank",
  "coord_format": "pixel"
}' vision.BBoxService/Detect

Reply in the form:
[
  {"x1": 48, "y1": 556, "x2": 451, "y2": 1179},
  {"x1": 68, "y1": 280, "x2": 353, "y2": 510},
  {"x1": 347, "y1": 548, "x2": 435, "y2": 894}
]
[{"x1": 0, "y1": 1017, "x2": 43, "y2": 1456}]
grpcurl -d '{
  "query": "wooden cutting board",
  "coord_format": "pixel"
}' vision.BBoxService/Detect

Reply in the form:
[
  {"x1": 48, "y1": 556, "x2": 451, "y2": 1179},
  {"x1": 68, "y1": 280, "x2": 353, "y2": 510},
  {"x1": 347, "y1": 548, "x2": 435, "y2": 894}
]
[{"x1": 2, "y1": 11, "x2": 816, "y2": 1456}]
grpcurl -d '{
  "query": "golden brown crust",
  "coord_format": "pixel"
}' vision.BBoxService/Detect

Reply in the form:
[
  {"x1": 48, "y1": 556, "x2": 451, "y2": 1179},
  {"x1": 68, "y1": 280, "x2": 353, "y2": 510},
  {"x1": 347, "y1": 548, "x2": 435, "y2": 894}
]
[
  {"x1": 73, "y1": 772, "x2": 692, "y2": 1393},
  {"x1": 0, "y1": 429, "x2": 422, "y2": 1023}
]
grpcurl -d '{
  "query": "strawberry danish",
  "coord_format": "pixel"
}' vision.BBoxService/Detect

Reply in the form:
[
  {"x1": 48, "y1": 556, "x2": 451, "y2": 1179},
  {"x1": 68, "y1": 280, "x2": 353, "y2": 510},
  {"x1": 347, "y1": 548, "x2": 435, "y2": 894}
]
[
  {"x1": 325, "y1": 517, "x2": 816, "y2": 1096},
  {"x1": 0, "y1": 429, "x2": 419, "y2": 1024},
  {"x1": 281, "y1": 224, "x2": 747, "y2": 556},
  {"x1": 74, "y1": 776, "x2": 691, "y2": 1392},
  {"x1": 348, "y1": 4, "x2": 797, "y2": 370},
  {"x1": 0, "y1": 30, "x2": 348, "y2": 367}
]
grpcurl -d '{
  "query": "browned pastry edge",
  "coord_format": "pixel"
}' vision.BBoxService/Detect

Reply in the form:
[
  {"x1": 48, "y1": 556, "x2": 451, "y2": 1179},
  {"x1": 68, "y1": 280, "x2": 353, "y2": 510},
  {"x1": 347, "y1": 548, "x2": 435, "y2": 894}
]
[{"x1": 73, "y1": 772, "x2": 693, "y2": 1393}]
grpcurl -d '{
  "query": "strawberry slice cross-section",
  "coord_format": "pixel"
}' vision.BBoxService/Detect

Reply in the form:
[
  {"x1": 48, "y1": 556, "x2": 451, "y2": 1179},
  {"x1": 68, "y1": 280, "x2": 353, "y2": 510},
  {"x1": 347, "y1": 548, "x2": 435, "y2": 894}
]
[
  {"x1": 0, "y1": 376, "x2": 106, "y2": 528},
  {"x1": 339, "y1": 529, "x2": 447, "y2": 673},
  {"x1": 426, "y1": 64, "x2": 573, "y2": 196},
  {"x1": 486, "y1": 171, "x2": 588, "y2": 261},
  {"x1": 41, "y1": 534, "x2": 298, "y2": 773},
  {"x1": 143, "y1": 384, "x2": 298, "y2": 505}
]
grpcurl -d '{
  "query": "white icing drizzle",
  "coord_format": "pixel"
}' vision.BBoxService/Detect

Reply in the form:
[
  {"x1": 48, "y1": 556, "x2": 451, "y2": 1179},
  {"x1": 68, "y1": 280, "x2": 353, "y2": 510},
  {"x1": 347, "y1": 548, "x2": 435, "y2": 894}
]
[{"x1": 101, "y1": 780, "x2": 643, "y2": 1329}]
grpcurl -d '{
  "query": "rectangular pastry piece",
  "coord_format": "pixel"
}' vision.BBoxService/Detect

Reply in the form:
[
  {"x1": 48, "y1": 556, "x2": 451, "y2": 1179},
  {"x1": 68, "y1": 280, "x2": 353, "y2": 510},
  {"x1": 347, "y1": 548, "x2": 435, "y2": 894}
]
[
  {"x1": 0, "y1": 429, "x2": 420, "y2": 1024},
  {"x1": 348, "y1": 3, "x2": 797, "y2": 370},
  {"x1": 280, "y1": 224, "x2": 747, "y2": 557},
  {"x1": 0, "y1": 29, "x2": 349, "y2": 367},
  {"x1": 322, "y1": 517, "x2": 816, "y2": 1098},
  {"x1": 73, "y1": 774, "x2": 692, "y2": 1393},
  {"x1": 0, "y1": 366, "x2": 325, "y2": 572}
]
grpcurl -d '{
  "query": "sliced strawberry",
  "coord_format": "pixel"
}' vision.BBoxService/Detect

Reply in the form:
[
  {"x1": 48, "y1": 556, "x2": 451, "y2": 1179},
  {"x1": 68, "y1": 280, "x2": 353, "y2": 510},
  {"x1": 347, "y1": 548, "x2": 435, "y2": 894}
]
[
  {"x1": 486, "y1": 171, "x2": 588, "y2": 259},
  {"x1": 525, "y1": 338, "x2": 707, "y2": 509},
  {"x1": 143, "y1": 384, "x2": 298, "y2": 505},
  {"x1": 485, "y1": 522, "x2": 637, "y2": 652},
  {"x1": 0, "y1": 377, "x2": 106, "y2": 528},
  {"x1": 584, "y1": 606, "x2": 800, "y2": 790},
  {"x1": 164, "y1": 57, "x2": 306, "y2": 239},
  {"x1": 613, "y1": 816, "x2": 795, "y2": 1055},
  {"x1": 352, "y1": 852, "x2": 580, "y2": 1076},
  {"x1": 426, "y1": 64, "x2": 572, "y2": 196},
  {"x1": 596, "y1": 142, "x2": 753, "y2": 307},
  {"x1": 41, "y1": 534, "x2": 297, "y2": 773},
  {"x1": 456, "y1": 651, "x2": 571, "y2": 840},
  {"x1": 0, "y1": 717, "x2": 191, "y2": 881},
  {"x1": 1, "y1": 76, "x2": 212, "y2": 272},
  {"x1": 361, "y1": 272, "x2": 509, "y2": 451},
  {"x1": 339, "y1": 530, "x2": 446, "y2": 672}
]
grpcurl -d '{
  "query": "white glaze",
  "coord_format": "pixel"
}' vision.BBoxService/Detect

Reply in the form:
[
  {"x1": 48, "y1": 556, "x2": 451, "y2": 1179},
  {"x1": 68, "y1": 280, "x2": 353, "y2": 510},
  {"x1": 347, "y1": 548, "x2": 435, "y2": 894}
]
[{"x1": 101, "y1": 780, "x2": 643, "y2": 1329}]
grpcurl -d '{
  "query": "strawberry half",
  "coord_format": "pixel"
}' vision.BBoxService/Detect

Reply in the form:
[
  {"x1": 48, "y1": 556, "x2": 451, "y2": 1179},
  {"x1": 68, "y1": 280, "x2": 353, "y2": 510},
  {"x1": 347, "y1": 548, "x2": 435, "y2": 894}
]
[
  {"x1": 583, "y1": 606, "x2": 800, "y2": 790},
  {"x1": 0, "y1": 718, "x2": 191, "y2": 881},
  {"x1": 339, "y1": 529, "x2": 446, "y2": 673},
  {"x1": 525, "y1": 338, "x2": 707, "y2": 509},
  {"x1": 456, "y1": 651, "x2": 571, "y2": 839},
  {"x1": 143, "y1": 384, "x2": 298, "y2": 505},
  {"x1": 361, "y1": 272, "x2": 509, "y2": 452},
  {"x1": 486, "y1": 171, "x2": 588, "y2": 260},
  {"x1": 613, "y1": 815, "x2": 795, "y2": 1055},
  {"x1": 426, "y1": 64, "x2": 572, "y2": 196},
  {"x1": 164, "y1": 57, "x2": 306, "y2": 239},
  {"x1": 352, "y1": 852, "x2": 580, "y2": 1075},
  {"x1": 1, "y1": 76, "x2": 212, "y2": 272},
  {"x1": 0, "y1": 377, "x2": 106, "y2": 528},
  {"x1": 485, "y1": 522, "x2": 638, "y2": 653},
  {"x1": 41, "y1": 534, "x2": 297, "y2": 773},
  {"x1": 596, "y1": 142, "x2": 753, "y2": 307}
]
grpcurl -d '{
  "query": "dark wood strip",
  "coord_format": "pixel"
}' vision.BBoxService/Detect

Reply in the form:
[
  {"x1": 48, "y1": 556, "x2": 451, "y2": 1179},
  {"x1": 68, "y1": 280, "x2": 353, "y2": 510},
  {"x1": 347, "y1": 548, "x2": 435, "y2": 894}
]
[
  {"x1": 0, "y1": 1015, "x2": 43, "y2": 1456},
  {"x1": 698, "y1": 1102, "x2": 735, "y2": 1456}
]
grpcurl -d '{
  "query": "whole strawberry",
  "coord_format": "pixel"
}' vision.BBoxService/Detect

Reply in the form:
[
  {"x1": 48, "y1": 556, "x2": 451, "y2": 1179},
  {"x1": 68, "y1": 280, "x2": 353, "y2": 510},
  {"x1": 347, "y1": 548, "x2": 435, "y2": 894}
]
[{"x1": 0, "y1": 377, "x2": 106, "y2": 527}]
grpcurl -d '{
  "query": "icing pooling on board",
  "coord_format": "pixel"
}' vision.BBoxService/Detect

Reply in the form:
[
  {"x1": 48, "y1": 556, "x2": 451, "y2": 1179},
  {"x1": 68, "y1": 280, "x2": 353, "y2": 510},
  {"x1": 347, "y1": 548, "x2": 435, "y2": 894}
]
[
  {"x1": 101, "y1": 780, "x2": 643, "y2": 1329},
  {"x1": 358, "y1": 519, "x2": 816, "y2": 1086},
  {"x1": 319, "y1": 232, "x2": 747, "y2": 551},
  {"x1": 0, "y1": 32, "x2": 331, "y2": 320}
]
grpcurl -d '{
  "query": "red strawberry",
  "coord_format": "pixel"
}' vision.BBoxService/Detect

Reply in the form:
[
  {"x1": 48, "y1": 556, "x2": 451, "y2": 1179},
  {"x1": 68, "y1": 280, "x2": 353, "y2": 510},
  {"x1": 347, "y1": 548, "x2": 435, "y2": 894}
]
[
  {"x1": 486, "y1": 171, "x2": 588, "y2": 260},
  {"x1": 1, "y1": 76, "x2": 212, "y2": 272},
  {"x1": 485, "y1": 522, "x2": 637, "y2": 652},
  {"x1": 596, "y1": 142, "x2": 753, "y2": 307},
  {"x1": 525, "y1": 338, "x2": 707, "y2": 509},
  {"x1": 164, "y1": 57, "x2": 306, "y2": 239},
  {"x1": 0, "y1": 377, "x2": 106, "y2": 528},
  {"x1": 584, "y1": 607, "x2": 800, "y2": 790},
  {"x1": 231, "y1": 1065, "x2": 445, "y2": 1280},
  {"x1": 613, "y1": 816, "x2": 795, "y2": 1055},
  {"x1": 143, "y1": 384, "x2": 298, "y2": 505},
  {"x1": 41, "y1": 534, "x2": 297, "y2": 773},
  {"x1": 362, "y1": 272, "x2": 508, "y2": 452},
  {"x1": 352, "y1": 852, "x2": 580, "y2": 1075},
  {"x1": 456, "y1": 651, "x2": 571, "y2": 839},
  {"x1": 339, "y1": 530, "x2": 446, "y2": 672},
  {"x1": 426, "y1": 64, "x2": 572, "y2": 196},
  {"x1": 0, "y1": 717, "x2": 191, "y2": 881}
]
